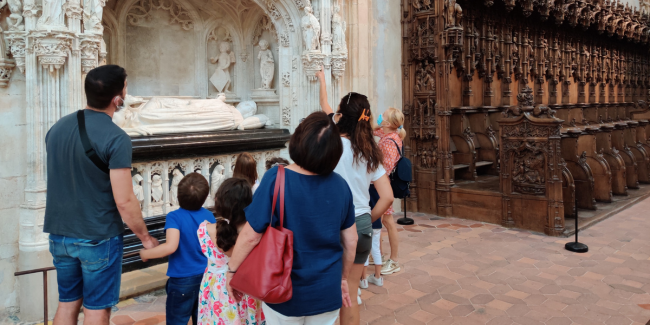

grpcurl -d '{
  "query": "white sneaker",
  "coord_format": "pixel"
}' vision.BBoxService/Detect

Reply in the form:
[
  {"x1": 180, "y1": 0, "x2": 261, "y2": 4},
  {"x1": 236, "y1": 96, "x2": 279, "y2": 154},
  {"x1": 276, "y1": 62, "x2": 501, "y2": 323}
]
[
  {"x1": 368, "y1": 274, "x2": 384, "y2": 287},
  {"x1": 357, "y1": 295, "x2": 362, "y2": 305},
  {"x1": 357, "y1": 288, "x2": 361, "y2": 296},
  {"x1": 359, "y1": 278, "x2": 368, "y2": 289},
  {"x1": 381, "y1": 259, "x2": 401, "y2": 275}
]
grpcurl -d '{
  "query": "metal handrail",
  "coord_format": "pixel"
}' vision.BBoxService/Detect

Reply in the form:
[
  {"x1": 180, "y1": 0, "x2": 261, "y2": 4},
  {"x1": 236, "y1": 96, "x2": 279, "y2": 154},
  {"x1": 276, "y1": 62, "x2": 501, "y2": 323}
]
[{"x1": 14, "y1": 267, "x2": 56, "y2": 324}]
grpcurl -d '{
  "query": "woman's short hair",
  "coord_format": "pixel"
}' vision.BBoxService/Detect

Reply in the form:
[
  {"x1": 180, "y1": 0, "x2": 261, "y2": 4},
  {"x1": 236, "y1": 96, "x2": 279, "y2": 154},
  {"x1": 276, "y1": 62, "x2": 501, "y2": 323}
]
[
  {"x1": 233, "y1": 152, "x2": 258, "y2": 186},
  {"x1": 177, "y1": 172, "x2": 209, "y2": 210},
  {"x1": 289, "y1": 112, "x2": 343, "y2": 175}
]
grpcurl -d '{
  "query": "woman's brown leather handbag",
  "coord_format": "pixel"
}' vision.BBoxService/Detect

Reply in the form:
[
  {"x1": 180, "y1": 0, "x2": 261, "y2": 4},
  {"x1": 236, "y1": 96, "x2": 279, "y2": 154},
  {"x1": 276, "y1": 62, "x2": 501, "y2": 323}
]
[{"x1": 230, "y1": 165, "x2": 294, "y2": 304}]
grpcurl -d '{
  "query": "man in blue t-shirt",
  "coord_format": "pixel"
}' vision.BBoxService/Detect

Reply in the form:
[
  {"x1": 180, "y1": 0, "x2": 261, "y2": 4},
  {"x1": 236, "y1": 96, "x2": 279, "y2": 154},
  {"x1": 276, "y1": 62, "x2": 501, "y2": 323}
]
[
  {"x1": 140, "y1": 173, "x2": 216, "y2": 325},
  {"x1": 45, "y1": 65, "x2": 159, "y2": 324}
]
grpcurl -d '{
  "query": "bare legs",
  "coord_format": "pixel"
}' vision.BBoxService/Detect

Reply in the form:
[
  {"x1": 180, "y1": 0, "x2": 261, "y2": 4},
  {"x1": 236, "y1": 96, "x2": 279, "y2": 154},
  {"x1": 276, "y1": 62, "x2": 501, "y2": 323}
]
[
  {"x1": 381, "y1": 214, "x2": 399, "y2": 261},
  {"x1": 340, "y1": 264, "x2": 364, "y2": 325},
  {"x1": 53, "y1": 300, "x2": 83, "y2": 325},
  {"x1": 53, "y1": 300, "x2": 110, "y2": 325},
  {"x1": 83, "y1": 308, "x2": 111, "y2": 325}
]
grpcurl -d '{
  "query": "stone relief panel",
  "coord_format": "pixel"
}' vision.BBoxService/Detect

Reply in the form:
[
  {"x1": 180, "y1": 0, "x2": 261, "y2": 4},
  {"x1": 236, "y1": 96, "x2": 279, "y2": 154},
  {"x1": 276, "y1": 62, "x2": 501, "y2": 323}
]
[
  {"x1": 125, "y1": 2, "x2": 197, "y2": 96},
  {"x1": 131, "y1": 150, "x2": 281, "y2": 217}
]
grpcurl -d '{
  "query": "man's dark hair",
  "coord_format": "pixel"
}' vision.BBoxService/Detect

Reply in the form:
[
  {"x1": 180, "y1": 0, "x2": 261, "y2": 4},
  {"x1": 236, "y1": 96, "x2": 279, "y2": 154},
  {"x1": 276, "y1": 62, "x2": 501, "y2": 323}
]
[
  {"x1": 265, "y1": 157, "x2": 290, "y2": 170},
  {"x1": 177, "y1": 173, "x2": 209, "y2": 211},
  {"x1": 85, "y1": 65, "x2": 127, "y2": 109},
  {"x1": 289, "y1": 112, "x2": 343, "y2": 175}
]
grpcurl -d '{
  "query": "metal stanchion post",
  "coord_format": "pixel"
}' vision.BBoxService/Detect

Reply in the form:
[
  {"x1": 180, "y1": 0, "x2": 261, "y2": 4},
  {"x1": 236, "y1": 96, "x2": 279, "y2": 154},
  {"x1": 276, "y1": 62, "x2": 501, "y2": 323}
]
[
  {"x1": 397, "y1": 197, "x2": 414, "y2": 225},
  {"x1": 565, "y1": 194, "x2": 588, "y2": 253}
]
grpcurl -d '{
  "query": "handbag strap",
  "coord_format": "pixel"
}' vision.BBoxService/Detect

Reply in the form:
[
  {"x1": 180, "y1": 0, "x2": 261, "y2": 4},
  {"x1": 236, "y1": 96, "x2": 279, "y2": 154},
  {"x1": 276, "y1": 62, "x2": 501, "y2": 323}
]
[
  {"x1": 270, "y1": 165, "x2": 286, "y2": 230},
  {"x1": 77, "y1": 110, "x2": 110, "y2": 174}
]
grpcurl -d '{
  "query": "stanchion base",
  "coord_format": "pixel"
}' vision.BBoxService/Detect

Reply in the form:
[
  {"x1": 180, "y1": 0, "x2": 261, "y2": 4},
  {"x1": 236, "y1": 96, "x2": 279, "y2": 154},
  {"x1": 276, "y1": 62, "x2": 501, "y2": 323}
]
[
  {"x1": 396, "y1": 218, "x2": 414, "y2": 225},
  {"x1": 565, "y1": 242, "x2": 589, "y2": 253}
]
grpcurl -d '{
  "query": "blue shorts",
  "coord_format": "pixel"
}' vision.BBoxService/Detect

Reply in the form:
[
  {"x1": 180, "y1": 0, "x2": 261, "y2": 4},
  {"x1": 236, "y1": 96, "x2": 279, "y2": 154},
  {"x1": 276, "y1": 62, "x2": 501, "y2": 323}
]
[{"x1": 49, "y1": 234, "x2": 123, "y2": 310}]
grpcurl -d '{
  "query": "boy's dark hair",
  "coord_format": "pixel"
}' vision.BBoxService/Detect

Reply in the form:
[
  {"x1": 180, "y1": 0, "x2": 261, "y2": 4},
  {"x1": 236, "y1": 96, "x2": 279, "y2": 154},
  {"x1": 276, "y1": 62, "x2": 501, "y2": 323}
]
[
  {"x1": 85, "y1": 65, "x2": 127, "y2": 109},
  {"x1": 215, "y1": 178, "x2": 253, "y2": 252},
  {"x1": 265, "y1": 157, "x2": 290, "y2": 170},
  {"x1": 289, "y1": 112, "x2": 343, "y2": 175},
  {"x1": 233, "y1": 152, "x2": 258, "y2": 186},
  {"x1": 177, "y1": 173, "x2": 209, "y2": 211}
]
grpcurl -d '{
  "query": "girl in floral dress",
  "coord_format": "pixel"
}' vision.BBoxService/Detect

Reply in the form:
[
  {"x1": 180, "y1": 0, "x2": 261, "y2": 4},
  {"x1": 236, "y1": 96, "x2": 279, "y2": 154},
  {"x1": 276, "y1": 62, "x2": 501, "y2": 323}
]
[{"x1": 197, "y1": 178, "x2": 265, "y2": 325}]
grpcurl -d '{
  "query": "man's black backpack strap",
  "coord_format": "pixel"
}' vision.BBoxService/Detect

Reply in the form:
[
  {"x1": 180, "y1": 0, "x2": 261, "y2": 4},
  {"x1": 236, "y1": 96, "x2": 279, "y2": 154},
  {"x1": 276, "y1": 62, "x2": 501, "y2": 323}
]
[{"x1": 77, "y1": 110, "x2": 110, "y2": 174}]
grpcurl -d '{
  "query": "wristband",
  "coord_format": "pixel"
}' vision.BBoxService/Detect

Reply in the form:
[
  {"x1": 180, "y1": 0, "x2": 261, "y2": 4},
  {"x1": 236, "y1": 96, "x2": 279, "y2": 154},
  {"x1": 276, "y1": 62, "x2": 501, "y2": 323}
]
[{"x1": 228, "y1": 266, "x2": 237, "y2": 274}]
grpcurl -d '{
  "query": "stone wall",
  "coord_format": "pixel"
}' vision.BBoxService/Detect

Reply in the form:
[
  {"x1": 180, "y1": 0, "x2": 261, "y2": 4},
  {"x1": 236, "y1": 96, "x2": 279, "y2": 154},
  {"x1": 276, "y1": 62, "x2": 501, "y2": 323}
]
[{"x1": 0, "y1": 74, "x2": 27, "y2": 315}]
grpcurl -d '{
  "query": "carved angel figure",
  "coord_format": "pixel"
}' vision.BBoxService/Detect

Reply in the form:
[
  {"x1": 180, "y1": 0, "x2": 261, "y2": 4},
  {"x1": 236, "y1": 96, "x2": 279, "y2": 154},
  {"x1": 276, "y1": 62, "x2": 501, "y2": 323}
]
[
  {"x1": 258, "y1": 40, "x2": 275, "y2": 90},
  {"x1": 210, "y1": 165, "x2": 226, "y2": 200},
  {"x1": 210, "y1": 42, "x2": 236, "y2": 93},
  {"x1": 301, "y1": 6, "x2": 321, "y2": 53},
  {"x1": 170, "y1": 169, "x2": 184, "y2": 206},
  {"x1": 83, "y1": 0, "x2": 105, "y2": 34},
  {"x1": 332, "y1": 4, "x2": 347, "y2": 54},
  {"x1": 6, "y1": 0, "x2": 24, "y2": 31},
  {"x1": 38, "y1": 0, "x2": 65, "y2": 28},
  {"x1": 132, "y1": 174, "x2": 144, "y2": 208},
  {"x1": 444, "y1": 0, "x2": 463, "y2": 28},
  {"x1": 151, "y1": 174, "x2": 163, "y2": 202}
]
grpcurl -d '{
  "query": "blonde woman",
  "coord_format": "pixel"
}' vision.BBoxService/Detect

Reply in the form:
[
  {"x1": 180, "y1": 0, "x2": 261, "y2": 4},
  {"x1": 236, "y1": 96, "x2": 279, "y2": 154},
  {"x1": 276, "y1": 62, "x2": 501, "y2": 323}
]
[{"x1": 373, "y1": 107, "x2": 406, "y2": 275}]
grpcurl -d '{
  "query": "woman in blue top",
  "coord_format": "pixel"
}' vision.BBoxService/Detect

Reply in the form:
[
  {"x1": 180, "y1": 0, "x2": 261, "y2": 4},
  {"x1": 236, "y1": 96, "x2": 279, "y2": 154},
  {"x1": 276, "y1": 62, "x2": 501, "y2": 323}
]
[{"x1": 225, "y1": 112, "x2": 359, "y2": 325}]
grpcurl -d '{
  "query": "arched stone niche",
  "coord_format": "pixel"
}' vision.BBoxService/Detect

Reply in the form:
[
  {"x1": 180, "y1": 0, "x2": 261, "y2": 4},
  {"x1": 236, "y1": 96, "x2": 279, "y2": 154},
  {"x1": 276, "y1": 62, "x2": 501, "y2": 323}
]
[{"x1": 102, "y1": 0, "x2": 314, "y2": 130}]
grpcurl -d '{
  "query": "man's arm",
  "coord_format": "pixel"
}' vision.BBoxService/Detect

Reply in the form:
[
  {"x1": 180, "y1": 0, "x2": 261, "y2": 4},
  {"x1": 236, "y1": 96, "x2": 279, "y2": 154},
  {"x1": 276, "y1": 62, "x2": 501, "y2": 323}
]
[
  {"x1": 315, "y1": 67, "x2": 333, "y2": 115},
  {"x1": 139, "y1": 229, "x2": 179, "y2": 261},
  {"x1": 111, "y1": 168, "x2": 159, "y2": 249}
]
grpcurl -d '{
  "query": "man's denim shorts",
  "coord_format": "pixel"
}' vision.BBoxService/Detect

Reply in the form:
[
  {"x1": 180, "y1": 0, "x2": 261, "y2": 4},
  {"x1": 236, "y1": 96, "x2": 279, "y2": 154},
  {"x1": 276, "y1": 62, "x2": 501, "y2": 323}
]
[{"x1": 49, "y1": 234, "x2": 123, "y2": 310}]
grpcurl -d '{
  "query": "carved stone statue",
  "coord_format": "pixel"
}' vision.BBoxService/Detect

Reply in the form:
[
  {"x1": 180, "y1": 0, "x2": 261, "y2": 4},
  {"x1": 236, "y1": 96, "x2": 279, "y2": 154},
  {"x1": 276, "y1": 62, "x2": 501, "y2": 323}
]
[
  {"x1": 210, "y1": 165, "x2": 226, "y2": 200},
  {"x1": 258, "y1": 40, "x2": 275, "y2": 90},
  {"x1": 170, "y1": 169, "x2": 183, "y2": 206},
  {"x1": 444, "y1": 0, "x2": 463, "y2": 28},
  {"x1": 332, "y1": 4, "x2": 347, "y2": 54},
  {"x1": 38, "y1": 0, "x2": 66, "y2": 29},
  {"x1": 301, "y1": 6, "x2": 321, "y2": 53},
  {"x1": 151, "y1": 174, "x2": 163, "y2": 202},
  {"x1": 113, "y1": 95, "x2": 245, "y2": 136},
  {"x1": 210, "y1": 42, "x2": 236, "y2": 93},
  {"x1": 6, "y1": 0, "x2": 24, "y2": 31},
  {"x1": 132, "y1": 174, "x2": 144, "y2": 208},
  {"x1": 83, "y1": 0, "x2": 105, "y2": 34}
]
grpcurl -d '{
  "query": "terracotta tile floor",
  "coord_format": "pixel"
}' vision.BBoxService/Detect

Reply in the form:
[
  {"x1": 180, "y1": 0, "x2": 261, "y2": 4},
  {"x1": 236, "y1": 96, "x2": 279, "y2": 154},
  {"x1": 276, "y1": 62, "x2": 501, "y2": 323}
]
[{"x1": 102, "y1": 197, "x2": 650, "y2": 325}]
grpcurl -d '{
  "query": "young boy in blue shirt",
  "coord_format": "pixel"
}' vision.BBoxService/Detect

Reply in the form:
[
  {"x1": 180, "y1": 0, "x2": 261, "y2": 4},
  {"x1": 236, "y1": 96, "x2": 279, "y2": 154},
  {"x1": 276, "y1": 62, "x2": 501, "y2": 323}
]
[{"x1": 140, "y1": 172, "x2": 215, "y2": 325}]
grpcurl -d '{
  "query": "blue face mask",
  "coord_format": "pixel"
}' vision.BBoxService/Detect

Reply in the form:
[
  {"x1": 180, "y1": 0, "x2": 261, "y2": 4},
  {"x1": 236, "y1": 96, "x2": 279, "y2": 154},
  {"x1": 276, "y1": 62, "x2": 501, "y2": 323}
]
[{"x1": 377, "y1": 114, "x2": 383, "y2": 126}]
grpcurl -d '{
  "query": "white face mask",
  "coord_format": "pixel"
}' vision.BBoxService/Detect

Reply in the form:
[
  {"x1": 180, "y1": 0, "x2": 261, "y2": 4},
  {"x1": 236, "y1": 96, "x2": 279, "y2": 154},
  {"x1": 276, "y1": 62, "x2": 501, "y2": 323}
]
[{"x1": 115, "y1": 96, "x2": 125, "y2": 112}]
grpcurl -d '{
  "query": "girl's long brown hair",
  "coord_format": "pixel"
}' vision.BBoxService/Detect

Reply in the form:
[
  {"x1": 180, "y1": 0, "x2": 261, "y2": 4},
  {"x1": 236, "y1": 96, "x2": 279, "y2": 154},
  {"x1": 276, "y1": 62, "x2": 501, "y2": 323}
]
[
  {"x1": 233, "y1": 152, "x2": 258, "y2": 186},
  {"x1": 214, "y1": 178, "x2": 252, "y2": 252},
  {"x1": 335, "y1": 92, "x2": 383, "y2": 173}
]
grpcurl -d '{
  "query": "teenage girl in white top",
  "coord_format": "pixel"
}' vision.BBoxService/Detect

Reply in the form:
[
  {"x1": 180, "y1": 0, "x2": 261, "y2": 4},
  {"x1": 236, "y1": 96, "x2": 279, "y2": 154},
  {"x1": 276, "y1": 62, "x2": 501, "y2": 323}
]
[{"x1": 316, "y1": 68, "x2": 394, "y2": 325}]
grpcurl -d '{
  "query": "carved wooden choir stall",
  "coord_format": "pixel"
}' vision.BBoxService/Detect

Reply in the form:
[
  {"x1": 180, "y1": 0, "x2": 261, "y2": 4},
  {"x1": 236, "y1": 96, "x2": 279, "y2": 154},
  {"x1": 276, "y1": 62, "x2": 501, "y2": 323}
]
[{"x1": 402, "y1": 0, "x2": 650, "y2": 235}]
